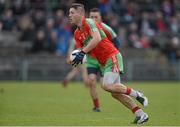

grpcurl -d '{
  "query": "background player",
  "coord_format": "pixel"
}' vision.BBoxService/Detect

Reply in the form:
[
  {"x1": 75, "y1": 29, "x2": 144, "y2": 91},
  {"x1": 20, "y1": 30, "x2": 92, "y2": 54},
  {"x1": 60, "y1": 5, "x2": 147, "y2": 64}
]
[
  {"x1": 90, "y1": 8, "x2": 120, "y2": 48},
  {"x1": 63, "y1": 37, "x2": 101, "y2": 112},
  {"x1": 69, "y1": 3, "x2": 149, "y2": 124},
  {"x1": 85, "y1": 8, "x2": 121, "y2": 112}
]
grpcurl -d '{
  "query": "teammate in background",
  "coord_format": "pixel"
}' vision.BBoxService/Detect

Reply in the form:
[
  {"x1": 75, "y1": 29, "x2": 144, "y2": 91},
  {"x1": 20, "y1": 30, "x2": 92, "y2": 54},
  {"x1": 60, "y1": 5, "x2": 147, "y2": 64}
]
[
  {"x1": 63, "y1": 37, "x2": 100, "y2": 112},
  {"x1": 69, "y1": 3, "x2": 149, "y2": 124},
  {"x1": 85, "y1": 8, "x2": 121, "y2": 112},
  {"x1": 90, "y1": 8, "x2": 120, "y2": 49},
  {"x1": 62, "y1": 38, "x2": 89, "y2": 87}
]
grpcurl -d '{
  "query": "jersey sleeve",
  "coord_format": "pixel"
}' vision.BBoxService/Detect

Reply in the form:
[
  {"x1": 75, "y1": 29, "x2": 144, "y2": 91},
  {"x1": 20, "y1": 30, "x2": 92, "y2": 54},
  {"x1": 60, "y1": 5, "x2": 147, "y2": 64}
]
[
  {"x1": 102, "y1": 23, "x2": 117, "y2": 39},
  {"x1": 85, "y1": 18, "x2": 98, "y2": 33}
]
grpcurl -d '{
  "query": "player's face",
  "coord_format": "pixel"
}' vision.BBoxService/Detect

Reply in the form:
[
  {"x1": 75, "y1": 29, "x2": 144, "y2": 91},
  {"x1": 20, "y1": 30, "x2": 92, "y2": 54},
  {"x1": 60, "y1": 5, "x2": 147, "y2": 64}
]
[
  {"x1": 69, "y1": 8, "x2": 80, "y2": 24},
  {"x1": 89, "y1": 12, "x2": 101, "y2": 23}
]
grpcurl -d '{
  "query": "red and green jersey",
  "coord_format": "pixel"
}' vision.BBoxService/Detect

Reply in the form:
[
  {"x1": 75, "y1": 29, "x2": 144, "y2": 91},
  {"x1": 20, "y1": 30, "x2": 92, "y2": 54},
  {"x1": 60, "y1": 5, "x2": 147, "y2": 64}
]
[
  {"x1": 74, "y1": 18, "x2": 118, "y2": 65},
  {"x1": 100, "y1": 22, "x2": 117, "y2": 41}
]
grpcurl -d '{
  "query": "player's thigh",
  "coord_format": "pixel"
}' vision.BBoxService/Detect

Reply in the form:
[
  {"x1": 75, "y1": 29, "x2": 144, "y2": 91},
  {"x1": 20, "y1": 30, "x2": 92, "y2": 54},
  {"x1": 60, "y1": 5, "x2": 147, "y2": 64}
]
[
  {"x1": 80, "y1": 65, "x2": 88, "y2": 80},
  {"x1": 102, "y1": 53, "x2": 124, "y2": 75},
  {"x1": 86, "y1": 57, "x2": 101, "y2": 83},
  {"x1": 102, "y1": 72, "x2": 121, "y2": 86},
  {"x1": 102, "y1": 53, "x2": 124, "y2": 86},
  {"x1": 87, "y1": 67, "x2": 99, "y2": 75},
  {"x1": 88, "y1": 73, "x2": 97, "y2": 82}
]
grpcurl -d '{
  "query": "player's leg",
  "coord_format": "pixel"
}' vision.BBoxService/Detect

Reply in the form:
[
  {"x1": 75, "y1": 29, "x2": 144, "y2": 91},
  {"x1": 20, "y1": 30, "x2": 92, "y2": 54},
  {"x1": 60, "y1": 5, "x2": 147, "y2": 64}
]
[
  {"x1": 102, "y1": 72, "x2": 148, "y2": 124},
  {"x1": 111, "y1": 92, "x2": 148, "y2": 123},
  {"x1": 111, "y1": 93, "x2": 136, "y2": 110},
  {"x1": 86, "y1": 55, "x2": 101, "y2": 112},
  {"x1": 103, "y1": 75, "x2": 148, "y2": 107},
  {"x1": 101, "y1": 53, "x2": 148, "y2": 123},
  {"x1": 80, "y1": 65, "x2": 89, "y2": 87},
  {"x1": 62, "y1": 67, "x2": 79, "y2": 87},
  {"x1": 87, "y1": 67, "x2": 100, "y2": 112},
  {"x1": 102, "y1": 53, "x2": 148, "y2": 107}
]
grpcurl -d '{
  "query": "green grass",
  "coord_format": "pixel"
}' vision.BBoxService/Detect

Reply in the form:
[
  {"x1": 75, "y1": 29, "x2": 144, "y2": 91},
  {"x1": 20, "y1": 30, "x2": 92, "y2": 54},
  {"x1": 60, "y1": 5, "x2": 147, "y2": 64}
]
[{"x1": 0, "y1": 81, "x2": 179, "y2": 126}]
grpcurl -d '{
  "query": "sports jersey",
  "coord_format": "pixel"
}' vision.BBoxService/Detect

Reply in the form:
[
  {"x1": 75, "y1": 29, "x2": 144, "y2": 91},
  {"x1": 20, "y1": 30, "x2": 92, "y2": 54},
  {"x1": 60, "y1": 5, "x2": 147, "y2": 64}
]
[
  {"x1": 74, "y1": 18, "x2": 118, "y2": 65},
  {"x1": 101, "y1": 22, "x2": 117, "y2": 41}
]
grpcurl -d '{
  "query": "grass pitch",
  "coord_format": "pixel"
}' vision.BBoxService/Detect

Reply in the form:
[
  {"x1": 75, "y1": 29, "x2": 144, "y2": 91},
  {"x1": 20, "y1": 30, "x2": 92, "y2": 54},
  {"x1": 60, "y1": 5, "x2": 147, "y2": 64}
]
[{"x1": 0, "y1": 81, "x2": 179, "y2": 126}]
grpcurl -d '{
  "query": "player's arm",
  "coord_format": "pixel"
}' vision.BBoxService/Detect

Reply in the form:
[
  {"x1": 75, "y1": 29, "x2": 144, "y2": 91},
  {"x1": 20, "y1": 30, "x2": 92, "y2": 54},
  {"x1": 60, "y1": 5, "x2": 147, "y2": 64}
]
[
  {"x1": 82, "y1": 30, "x2": 101, "y2": 53},
  {"x1": 66, "y1": 38, "x2": 75, "y2": 64},
  {"x1": 72, "y1": 19, "x2": 101, "y2": 66},
  {"x1": 72, "y1": 30, "x2": 101, "y2": 67},
  {"x1": 82, "y1": 19, "x2": 101, "y2": 53},
  {"x1": 102, "y1": 23, "x2": 120, "y2": 49},
  {"x1": 110, "y1": 28, "x2": 120, "y2": 49},
  {"x1": 112, "y1": 37, "x2": 120, "y2": 50}
]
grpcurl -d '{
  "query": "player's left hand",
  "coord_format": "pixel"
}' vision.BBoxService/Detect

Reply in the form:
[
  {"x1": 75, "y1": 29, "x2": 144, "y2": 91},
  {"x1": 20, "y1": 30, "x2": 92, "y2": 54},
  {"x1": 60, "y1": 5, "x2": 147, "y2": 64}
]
[{"x1": 72, "y1": 50, "x2": 86, "y2": 67}]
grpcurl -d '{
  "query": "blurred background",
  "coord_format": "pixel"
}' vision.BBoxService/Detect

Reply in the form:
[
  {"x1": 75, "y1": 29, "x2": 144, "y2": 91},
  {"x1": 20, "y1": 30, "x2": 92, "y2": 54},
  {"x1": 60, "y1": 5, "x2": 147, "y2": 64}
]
[{"x1": 0, "y1": 0, "x2": 179, "y2": 81}]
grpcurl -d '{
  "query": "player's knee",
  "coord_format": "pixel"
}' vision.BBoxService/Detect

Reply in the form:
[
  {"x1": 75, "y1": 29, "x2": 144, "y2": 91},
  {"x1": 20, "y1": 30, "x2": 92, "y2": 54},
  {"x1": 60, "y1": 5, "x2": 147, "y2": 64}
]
[
  {"x1": 111, "y1": 93, "x2": 119, "y2": 99},
  {"x1": 101, "y1": 84, "x2": 112, "y2": 92},
  {"x1": 83, "y1": 79, "x2": 89, "y2": 87},
  {"x1": 103, "y1": 82, "x2": 112, "y2": 87},
  {"x1": 89, "y1": 76, "x2": 96, "y2": 83},
  {"x1": 88, "y1": 75, "x2": 97, "y2": 86}
]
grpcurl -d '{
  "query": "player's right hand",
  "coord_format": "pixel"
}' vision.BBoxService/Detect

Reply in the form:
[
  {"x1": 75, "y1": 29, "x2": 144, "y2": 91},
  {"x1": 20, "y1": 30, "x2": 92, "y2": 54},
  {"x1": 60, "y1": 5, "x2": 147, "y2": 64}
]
[{"x1": 72, "y1": 50, "x2": 86, "y2": 67}]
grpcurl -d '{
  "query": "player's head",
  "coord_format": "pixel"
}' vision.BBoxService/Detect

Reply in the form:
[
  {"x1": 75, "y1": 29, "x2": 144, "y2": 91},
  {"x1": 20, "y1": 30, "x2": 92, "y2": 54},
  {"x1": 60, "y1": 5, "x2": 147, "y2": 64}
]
[
  {"x1": 69, "y1": 3, "x2": 85, "y2": 25},
  {"x1": 89, "y1": 8, "x2": 102, "y2": 23}
]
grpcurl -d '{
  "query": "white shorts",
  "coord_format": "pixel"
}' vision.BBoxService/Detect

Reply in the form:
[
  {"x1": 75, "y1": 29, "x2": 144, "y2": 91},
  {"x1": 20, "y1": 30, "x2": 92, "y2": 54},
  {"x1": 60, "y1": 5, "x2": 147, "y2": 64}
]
[{"x1": 103, "y1": 72, "x2": 121, "y2": 86}]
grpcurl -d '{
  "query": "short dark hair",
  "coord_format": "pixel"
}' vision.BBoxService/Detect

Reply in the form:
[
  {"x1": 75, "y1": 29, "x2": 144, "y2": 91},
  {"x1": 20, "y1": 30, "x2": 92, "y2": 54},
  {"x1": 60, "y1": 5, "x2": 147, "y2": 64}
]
[
  {"x1": 70, "y1": 3, "x2": 84, "y2": 10},
  {"x1": 90, "y1": 8, "x2": 100, "y2": 13}
]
